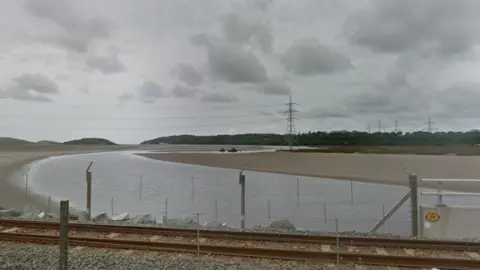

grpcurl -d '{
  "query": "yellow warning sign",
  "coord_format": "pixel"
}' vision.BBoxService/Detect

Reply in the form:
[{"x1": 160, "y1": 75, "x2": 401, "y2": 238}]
[{"x1": 425, "y1": 212, "x2": 440, "y2": 222}]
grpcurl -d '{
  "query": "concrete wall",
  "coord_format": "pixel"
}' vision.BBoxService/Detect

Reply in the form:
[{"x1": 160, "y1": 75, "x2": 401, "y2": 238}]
[{"x1": 420, "y1": 205, "x2": 480, "y2": 239}]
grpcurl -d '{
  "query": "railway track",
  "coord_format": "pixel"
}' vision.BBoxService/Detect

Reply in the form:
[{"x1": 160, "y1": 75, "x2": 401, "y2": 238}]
[{"x1": 0, "y1": 219, "x2": 479, "y2": 269}]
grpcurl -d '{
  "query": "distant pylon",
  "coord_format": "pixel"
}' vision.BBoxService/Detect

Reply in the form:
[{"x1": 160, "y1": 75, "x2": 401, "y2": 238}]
[
  {"x1": 377, "y1": 120, "x2": 383, "y2": 133},
  {"x1": 426, "y1": 116, "x2": 435, "y2": 133},
  {"x1": 394, "y1": 120, "x2": 399, "y2": 133},
  {"x1": 285, "y1": 95, "x2": 298, "y2": 150}
]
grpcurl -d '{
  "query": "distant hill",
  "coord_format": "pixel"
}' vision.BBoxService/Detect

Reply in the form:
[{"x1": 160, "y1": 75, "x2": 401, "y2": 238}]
[
  {"x1": 36, "y1": 140, "x2": 60, "y2": 145},
  {"x1": 63, "y1": 138, "x2": 117, "y2": 145},
  {"x1": 0, "y1": 137, "x2": 33, "y2": 145},
  {"x1": 140, "y1": 134, "x2": 284, "y2": 145}
]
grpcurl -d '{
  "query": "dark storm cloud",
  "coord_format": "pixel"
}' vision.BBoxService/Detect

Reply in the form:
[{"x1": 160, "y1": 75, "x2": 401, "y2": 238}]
[
  {"x1": 282, "y1": 38, "x2": 352, "y2": 76},
  {"x1": 344, "y1": 0, "x2": 480, "y2": 56},
  {"x1": 436, "y1": 83, "x2": 480, "y2": 118},
  {"x1": 85, "y1": 54, "x2": 126, "y2": 74},
  {"x1": 201, "y1": 92, "x2": 239, "y2": 103},
  {"x1": 303, "y1": 107, "x2": 351, "y2": 119},
  {"x1": 171, "y1": 63, "x2": 203, "y2": 86}
]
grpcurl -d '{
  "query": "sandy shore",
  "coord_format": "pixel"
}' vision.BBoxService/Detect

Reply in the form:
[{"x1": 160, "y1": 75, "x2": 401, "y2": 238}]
[
  {"x1": 140, "y1": 152, "x2": 480, "y2": 192},
  {"x1": 0, "y1": 145, "x2": 134, "y2": 213}
]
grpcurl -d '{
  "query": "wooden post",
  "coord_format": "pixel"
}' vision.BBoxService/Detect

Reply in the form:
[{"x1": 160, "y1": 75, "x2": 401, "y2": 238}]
[
  {"x1": 350, "y1": 181, "x2": 354, "y2": 205},
  {"x1": 267, "y1": 200, "x2": 271, "y2": 223},
  {"x1": 239, "y1": 171, "x2": 246, "y2": 230},
  {"x1": 86, "y1": 161, "x2": 93, "y2": 221},
  {"x1": 59, "y1": 200, "x2": 69, "y2": 270},
  {"x1": 409, "y1": 174, "x2": 419, "y2": 237},
  {"x1": 214, "y1": 199, "x2": 218, "y2": 222}
]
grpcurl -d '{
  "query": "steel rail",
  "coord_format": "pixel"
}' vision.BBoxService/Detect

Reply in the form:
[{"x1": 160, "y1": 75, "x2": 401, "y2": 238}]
[
  {"x1": 0, "y1": 232, "x2": 478, "y2": 269},
  {"x1": 1, "y1": 219, "x2": 480, "y2": 251}
]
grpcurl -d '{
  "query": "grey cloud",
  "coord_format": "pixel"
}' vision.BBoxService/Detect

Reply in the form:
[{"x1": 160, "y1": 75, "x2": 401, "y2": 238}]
[
  {"x1": 344, "y1": 0, "x2": 480, "y2": 56},
  {"x1": 13, "y1": 73, "x2": 58, "y2": 94},
  {"x1": 0, "y1": 87, "x2": 53, "y2": 102},
  {"x1": 208, "y1": 44, "x2": 268, "y2": 83},
  {"x1": 282, "y1": 38, "x2": 352, "y2": 76},
  {"x1": 201, "y1": 93, "x2": 239, "y2": 103},
  {"x1": 117, "y1": 92, "x2": 134, "y2": 102},
  {"x1": 171, "y1": 86, "x2": 199, "y2": 99},
  {"x1": 171, "y1": 64, "x2": 203, "y2": 86},
  {"x1": 256, "y1": 80, "x2": 291, "y2": 95},
  {"x1": 303, "y1": 107, "x2": 351, "y2": 119},
  {"x1": 137, "y1": 81, "x2": 163, "y2": 104},
  {"x1": 436, "y1": 83, "x2": 480, "y2": 118},
  {"x1": 26, "y1": 0, "x2": 113, "y2": 52},
  {"x1": 221, "y1": 13, "x2": 273, "y2": 53},
  {"x1": 86, "y1": 55, "x2": 126, "y2": 74}
]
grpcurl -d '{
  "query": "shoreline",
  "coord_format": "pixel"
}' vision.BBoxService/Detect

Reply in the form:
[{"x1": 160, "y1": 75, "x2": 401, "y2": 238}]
[
  {"x1": 0, "y1": 145, "x2": 135, "y2": 214},
  {"x1": 139, "y1": 152, "x2": 480, "y2": 193}
]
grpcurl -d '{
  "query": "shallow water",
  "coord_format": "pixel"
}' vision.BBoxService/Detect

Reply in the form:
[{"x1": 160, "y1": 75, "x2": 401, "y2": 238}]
[{"x1": 21, "y1": 150, "x2": 480, "y2": 235}]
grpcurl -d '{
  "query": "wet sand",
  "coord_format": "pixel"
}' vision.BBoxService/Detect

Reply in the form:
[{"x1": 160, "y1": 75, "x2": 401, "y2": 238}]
[
  {"x1": 140, "y1": 152, "x2": 480, "y2": 192},
  {"x1": 0, "y1": 145, "x2": 133, "y2": 213}
]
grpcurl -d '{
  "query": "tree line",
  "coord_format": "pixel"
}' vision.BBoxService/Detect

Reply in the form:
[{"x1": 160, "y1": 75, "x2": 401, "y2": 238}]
[{"x1": 141, "y1": 130, "x2": 480, "y2": 146}]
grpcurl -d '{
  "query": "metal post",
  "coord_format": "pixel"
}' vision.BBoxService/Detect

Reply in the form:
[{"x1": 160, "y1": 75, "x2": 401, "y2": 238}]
[
  {"x1": 350, "y1": 181, "x2": 354, "y2": 205},
  {"x1": 25, "y1": 173, "x2": 28, "y2": 196},
  {"x1": 215, "y1": 199, "x2": 218, "y2": 222},
  {"x1": 409, "y1": 174, "x2": 419, "y2": 237},
  {"x1": 192, "y1": 176, "x2": 195, "y2": 202},
  {"x1": 239, "y1": 172, "x2": 246, "y2": 230},
  {"x1": 59, "y1": 200, "x2": 69, "y2": 270},
  {"x1": 165, "y1": 198, "x2": 168, "y2": 219},
  {"x1": 48, "y1": 196, "x2": 51, "y2": 213},
  {"x1": 335, "y1": 218, "x2": 339, "y2": 264},
  {"x1": 370, "y1": 191, "x2": 411, "y2": 232},
  {"x1": 267, "y1": 200, "x2": 271, "y2": 223},
  {"x1": 86, "y1": 171, "x2": 92, "y2": 221},
  {"x1": 382, "y1": 204, "x2": 385, "y2": 228},
  {"x1": 139, "y1": 175, "x2": 143, "y2": 201},
  {"x1": 196, "y1": 212, "x2": 200, "y2": 256},
  {"x1": 323, "y1": 203, "x2": 327, "y2": 224},
  {"x1": 296, "y1": 178, "x2": 300, "y2": 204},
  {"x1": 110, "y1": 197, "x2": 114, "y2": 217}
]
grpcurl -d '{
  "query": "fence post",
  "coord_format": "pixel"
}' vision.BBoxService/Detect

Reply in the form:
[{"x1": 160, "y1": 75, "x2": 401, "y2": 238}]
[
  {"x1": 409, "y1": 174, "x2": 419, "y2": 237},
  {"x1": 323, "y1": 203, "x2": 327, "y2": 224},
  {"x1": 382, "y1": 204, "x2": 385, "y2": 228},
  {"x1": 59, "y1": 200, "x2": 69, "y2": 270},
  {"x1": 47, "y1": 196, "x2": 51, "y2": 213},
  {"x1": 215, "y1": 199, "x2": 218, "y2": 222},
  {"x1": 110, "y1": 197, "x2": 114, "y2": 217},
  {"x1": 165, "y1": 198, "x2": 168, "y2": 219},
  {"x1": 196, "y1": 212, "x2": 200, "y2": 255},
  {"x1": 192, "y1": 176, "x2": 195, "y2": 202},
  {"x1": 25, "y1": 173, "x2": 28, "y2": 196},
  {"x1": 335, "y1": 218, "x2": 339, "y2": 264},
  {"x1": 296, "y1": 178, "x2": 300, "y2": 204},
  {"x1": 86, "y1": 161, "x2": 93, "y2": 221},
  {"x1": 139, "y1": 175, "x2": 143, "y2": 201},
  {"x1": 350, "y1": 181, "x2": 354, "y2": 205},
  {"x1": 267, "y1": 200, "x2": 271, "y2": 223},
  {"x1": 239, "y1": 171, "x2": 246, "y2": 230}
]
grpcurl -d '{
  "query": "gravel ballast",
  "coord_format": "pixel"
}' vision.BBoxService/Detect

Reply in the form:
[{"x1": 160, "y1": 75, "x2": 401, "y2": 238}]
[{"x1": 0, "y1": 242, "x2": 384, "y2": 270}]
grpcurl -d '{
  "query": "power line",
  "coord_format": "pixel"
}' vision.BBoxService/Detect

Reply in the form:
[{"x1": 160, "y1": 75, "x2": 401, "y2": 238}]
[
  {"x1": 285, "y1": 95, "x2": 298, "y2": 150},
  {"x1": 0, "y1": 112, "x2": 281, "y2": 121}
]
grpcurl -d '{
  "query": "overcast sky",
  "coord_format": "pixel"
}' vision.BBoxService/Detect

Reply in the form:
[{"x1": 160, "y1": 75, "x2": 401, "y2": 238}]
[{"x1": 1, "y1": 0, "x2": 480, "y2": 143}]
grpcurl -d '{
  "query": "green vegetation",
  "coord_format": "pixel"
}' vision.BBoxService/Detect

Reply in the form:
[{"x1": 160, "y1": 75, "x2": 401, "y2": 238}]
[
  {"x1": 142, "y1": 131, "x2": 480, "y2": 146},
  {"x1": 0, "y1": 137, "x2": 33, "y2": 145},
  {"x1": 36, "y1": 140, "x2": 60, "y2": 145},
  {"x1": 63, "y1": 138, "x2": 116, "y2": 145}
]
